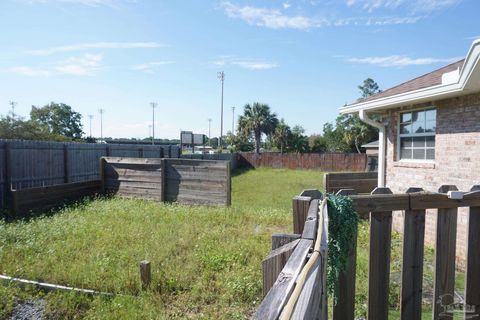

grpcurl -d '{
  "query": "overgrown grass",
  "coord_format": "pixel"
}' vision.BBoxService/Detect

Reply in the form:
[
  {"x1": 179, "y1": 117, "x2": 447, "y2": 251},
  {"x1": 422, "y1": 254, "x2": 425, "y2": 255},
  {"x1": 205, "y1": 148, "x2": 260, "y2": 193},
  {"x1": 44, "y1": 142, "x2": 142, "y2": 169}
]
[{"x1": 0, "y1": 168, "x2": 324, "y2": 319}]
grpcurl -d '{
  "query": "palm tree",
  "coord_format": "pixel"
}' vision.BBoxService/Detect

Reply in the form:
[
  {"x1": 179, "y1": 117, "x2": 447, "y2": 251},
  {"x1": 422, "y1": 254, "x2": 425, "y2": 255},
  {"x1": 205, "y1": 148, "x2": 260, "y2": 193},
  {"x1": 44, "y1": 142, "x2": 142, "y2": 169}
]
[
  {"x1": 238, "y1": 103, "x2": 278, "y2": 154},
  {"x1": 272, "y1": 119, "x2": 291, "y2": 153}
]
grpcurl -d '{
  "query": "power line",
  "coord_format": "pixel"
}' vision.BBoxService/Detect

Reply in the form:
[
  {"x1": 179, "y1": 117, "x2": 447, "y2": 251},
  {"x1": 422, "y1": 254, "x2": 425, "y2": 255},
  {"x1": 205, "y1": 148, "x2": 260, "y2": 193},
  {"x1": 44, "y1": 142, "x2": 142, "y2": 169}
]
[{"x1": 150, "y1": 102, "x2": 157, "y2": 145}]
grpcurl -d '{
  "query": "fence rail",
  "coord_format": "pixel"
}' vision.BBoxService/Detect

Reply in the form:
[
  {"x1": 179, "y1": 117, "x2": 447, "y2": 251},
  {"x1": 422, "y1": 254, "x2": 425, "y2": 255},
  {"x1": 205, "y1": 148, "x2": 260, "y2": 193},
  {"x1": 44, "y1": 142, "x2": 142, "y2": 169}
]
[
  {"x1": 0, "y1": 139, "x2": 180, "y2": 209},
  {"x1": 254, "y1": 190, "x2": 328, "y2": 320},
  {"x1": 332, "y1": 185, "x2": 480, "y2": 320}
]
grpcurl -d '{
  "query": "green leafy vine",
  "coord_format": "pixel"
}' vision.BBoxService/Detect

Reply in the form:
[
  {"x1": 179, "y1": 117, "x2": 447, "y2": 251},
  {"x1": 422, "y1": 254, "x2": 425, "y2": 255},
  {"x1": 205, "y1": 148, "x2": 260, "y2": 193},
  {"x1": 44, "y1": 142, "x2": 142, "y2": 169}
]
[{"x1": 327, "y1": 193, "x2": 359, "y2": 304}]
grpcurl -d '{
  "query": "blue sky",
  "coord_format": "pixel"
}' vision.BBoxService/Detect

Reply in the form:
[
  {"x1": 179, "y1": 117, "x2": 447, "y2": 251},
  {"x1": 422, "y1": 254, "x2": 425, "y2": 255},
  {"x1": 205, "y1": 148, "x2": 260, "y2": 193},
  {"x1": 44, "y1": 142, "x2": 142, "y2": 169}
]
[{"x1": 0, "y1": 0, "x2": 478, "y2": 139}]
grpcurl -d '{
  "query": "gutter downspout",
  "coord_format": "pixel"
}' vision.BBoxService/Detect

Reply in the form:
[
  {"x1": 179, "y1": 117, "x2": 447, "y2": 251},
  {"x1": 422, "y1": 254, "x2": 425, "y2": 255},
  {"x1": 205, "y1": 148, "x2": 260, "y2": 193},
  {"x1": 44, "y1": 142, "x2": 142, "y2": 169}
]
[{"x1": 359, "y1": 110, "x2": 385, "y2": 187}]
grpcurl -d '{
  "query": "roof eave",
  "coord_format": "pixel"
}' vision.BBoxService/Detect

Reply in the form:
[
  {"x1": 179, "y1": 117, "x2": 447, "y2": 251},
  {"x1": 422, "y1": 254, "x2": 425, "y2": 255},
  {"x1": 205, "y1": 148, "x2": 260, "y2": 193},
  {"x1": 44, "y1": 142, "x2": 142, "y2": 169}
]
[{"x1": 340, "y1": 39, "x2": 480, "y2": 115}]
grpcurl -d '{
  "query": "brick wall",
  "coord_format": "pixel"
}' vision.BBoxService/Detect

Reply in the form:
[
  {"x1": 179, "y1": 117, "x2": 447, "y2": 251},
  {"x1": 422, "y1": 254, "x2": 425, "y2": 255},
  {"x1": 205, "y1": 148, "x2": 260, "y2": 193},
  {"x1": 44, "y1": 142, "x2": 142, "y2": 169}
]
[{"x1": 383, "y1": 92, "x2": 480, "y2": 269}]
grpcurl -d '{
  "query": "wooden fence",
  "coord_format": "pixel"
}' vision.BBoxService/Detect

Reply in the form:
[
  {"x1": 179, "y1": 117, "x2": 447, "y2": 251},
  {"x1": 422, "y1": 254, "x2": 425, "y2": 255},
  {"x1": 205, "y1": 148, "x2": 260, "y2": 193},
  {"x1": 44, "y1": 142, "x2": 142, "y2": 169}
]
[
  {"x1": 254, "y1": 190, "x2": 328, "y2": 319},
  {"x1": 324, "y1": 172, "x2": 377, "y2": 194},
  {"x1": 0, "y1": 139, "x2": 180, "y2": 210},
  {"x1": 239, "y1": 152, "x2": 368, "y2": 172},
  {"x1": 11, "y1": 180, "x2": 102, "y2": 216},
  {"x1": 331, "y1": 185, "x2": 480, "y2": 320},
  {"x1": 103, "y1": 157, "x2": 231, "y2": 206}
]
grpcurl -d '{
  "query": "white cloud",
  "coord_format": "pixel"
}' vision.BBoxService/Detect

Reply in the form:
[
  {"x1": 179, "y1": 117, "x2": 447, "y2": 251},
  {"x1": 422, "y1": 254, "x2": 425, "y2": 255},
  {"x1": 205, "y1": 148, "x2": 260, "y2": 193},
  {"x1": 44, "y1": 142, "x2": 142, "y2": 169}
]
[
  {"x1": 213, "y1": 56, "x2": 278, "y2": 70},
  {"x1": 132, "y1": 61, "x2": 175, "y2": 73},
  {"x1": 282, "y1": 2, "x2": 291, "y2": 9},
  {"x1": 29, "y1": 42, "x2": 165, "y2": 55},
  {"x1": 8, "y1": 66, "x2": 51, "y2": 76},
  {"x1": 6, "y1": 53, "x2": 104, "y2": 76},
  {"x1": 54, "y1": 53, "x2": 103, "y2": 75},
  {"x1": 222, "y1": 2, "x2": 422, "y2": 29},
  {"x1": 346, "y1": 55, "x2": 463, "y2": 67},
  {"x1": 222, "y1": 1, "x2": 325, "y2": 30},
  {"x1": 346, "y1": 0, "x2": 461, "y2": 12}
]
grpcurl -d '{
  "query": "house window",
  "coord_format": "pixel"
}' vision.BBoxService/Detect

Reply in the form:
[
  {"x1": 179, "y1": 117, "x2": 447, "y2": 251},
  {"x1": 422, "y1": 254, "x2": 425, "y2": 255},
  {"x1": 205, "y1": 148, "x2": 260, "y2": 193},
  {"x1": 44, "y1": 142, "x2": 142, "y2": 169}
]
[{"x1": 399, "y1": 108, "x2": 436, "y2": 160}]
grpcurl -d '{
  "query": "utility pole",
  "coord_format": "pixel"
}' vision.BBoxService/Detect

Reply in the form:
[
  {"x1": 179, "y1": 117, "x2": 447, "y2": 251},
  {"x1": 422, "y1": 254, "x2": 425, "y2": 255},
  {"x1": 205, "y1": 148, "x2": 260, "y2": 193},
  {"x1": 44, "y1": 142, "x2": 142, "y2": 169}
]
[
  {"x1": 207, "y1": 118, "x2": 212, "y2": 140},
  {"x1": 150, "y1": 102, "x2": 157, "y2": 145},
  {"x1": 98, "y1": 109, "x2": 105, "y2": 140},
  {"x1": 217, "y1": 71, "x2": 225, "y2": 150},
  {"x1": 88, "y1": 114, "x2": 93, "y2": 138},
  {"x1": 232, "y1": 106, "x2": 235, "y2": 134},
  {"x1": 9, "y1": 101, "x2": 17, "y2": 120}
]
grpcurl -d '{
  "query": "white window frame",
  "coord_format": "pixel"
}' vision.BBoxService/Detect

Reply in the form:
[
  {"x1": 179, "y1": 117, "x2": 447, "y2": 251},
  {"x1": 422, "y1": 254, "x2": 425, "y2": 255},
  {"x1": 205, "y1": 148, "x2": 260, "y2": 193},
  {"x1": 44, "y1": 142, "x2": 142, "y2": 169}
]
[{"x1": 397, "y1": 107, "x2": 436, "y2": 162}]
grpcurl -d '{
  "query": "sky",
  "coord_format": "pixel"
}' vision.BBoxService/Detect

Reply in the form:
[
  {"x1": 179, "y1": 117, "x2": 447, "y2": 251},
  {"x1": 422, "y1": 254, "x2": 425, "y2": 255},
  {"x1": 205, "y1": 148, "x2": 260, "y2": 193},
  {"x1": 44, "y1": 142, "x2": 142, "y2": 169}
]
[{"x1": 0, "y1": 0, "x2": 479, "y2": 139}]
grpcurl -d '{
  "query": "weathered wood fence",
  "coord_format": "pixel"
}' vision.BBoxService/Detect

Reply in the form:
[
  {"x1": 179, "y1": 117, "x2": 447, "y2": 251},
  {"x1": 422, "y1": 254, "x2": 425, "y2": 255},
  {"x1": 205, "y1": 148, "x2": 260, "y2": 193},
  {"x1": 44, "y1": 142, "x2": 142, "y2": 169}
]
[
  {"x1": 0, "y1": 139, "x2": 180, "y2": 209},
  {"x1": 239, "y1": 152, "x2": 368, "y2": 171},
  {"x1": 254, "y1": 190, "x2": 328, "y2": 320},
  {"x1": 256, "y1": 184, "x2": 480, "y2": 320},
  {"x1": 103, "y1": 157, "x2": 231, "y2": 206},
  {"x1": 324, "y1": 171, "x2": 377, "y2": 194},
  {"x1": 332, "y1": 185, "x2": 480, "y2": 320}
]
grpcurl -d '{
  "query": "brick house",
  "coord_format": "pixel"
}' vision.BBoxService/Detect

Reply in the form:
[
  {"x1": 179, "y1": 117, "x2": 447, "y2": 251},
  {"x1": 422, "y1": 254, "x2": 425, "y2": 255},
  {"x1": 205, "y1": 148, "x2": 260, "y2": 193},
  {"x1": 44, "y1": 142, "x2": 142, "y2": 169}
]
[{"x1": 341, "y1": 40, "x2": 480, "y2": 267}]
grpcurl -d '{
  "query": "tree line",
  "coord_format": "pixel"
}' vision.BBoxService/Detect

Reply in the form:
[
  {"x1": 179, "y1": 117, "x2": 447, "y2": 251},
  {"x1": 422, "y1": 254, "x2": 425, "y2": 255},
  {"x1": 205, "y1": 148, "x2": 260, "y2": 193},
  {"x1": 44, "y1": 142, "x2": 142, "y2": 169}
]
[{"x1": 224, "y1": 78, "x2": 381, "y2": 154}]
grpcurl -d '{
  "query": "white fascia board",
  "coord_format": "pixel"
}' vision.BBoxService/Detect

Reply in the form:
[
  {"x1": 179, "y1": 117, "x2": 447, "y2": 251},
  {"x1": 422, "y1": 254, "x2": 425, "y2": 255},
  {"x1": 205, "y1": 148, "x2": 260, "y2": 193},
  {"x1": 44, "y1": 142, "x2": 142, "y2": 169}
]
[{"x1": 340, "y1": 39, "x2": 480, "y2": 115}]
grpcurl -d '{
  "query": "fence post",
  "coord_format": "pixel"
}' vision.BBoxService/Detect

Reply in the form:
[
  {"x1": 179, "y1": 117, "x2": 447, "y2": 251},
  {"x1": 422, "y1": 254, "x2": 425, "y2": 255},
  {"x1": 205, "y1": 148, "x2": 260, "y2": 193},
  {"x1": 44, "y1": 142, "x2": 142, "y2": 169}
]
[
  {"x1": 160, "y1": 159, "x2": 166, "y2": 202},
  {"x1": 465, "y1": 185, "x2": 480, "y2": 318},
  {"x1": 139, "y1": 260, "x2": 151, "y2": 289},
  {"x1": 292, "y1": 196, "x2": 312, "y2": 234},
  {"x1": 368, "y1": 187, "x2": 393, "y2": 320},
  {"x1": 400, "y1": 187, "x2": 425, "y2": 320},
  {"x1": 4, "y1": 141, "x2": 12, "y2": 208},
  {"x1": 433, "y1": 185, "x2": 458, "y2": 320},
  {"x1": 63, "y1": 144, "x2": 69, "y2": 183},
  {"x1": 99, "y1": 157, "x2": 106, "y2": 194},
  {"x1": 333, "y1": 189, "x2": 357, "y2": 320}
]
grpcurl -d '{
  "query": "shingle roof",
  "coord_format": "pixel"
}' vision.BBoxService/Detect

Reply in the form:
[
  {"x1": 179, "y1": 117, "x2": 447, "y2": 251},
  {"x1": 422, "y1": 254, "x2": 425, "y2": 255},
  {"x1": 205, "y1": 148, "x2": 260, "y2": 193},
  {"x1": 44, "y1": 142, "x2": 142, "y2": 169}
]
[
  {"x1": 357, "y1": 59, "x2": 465, "y2": 103},
  {"x1": 361, "y1": 140, "x2": 379, "y2": 148}
]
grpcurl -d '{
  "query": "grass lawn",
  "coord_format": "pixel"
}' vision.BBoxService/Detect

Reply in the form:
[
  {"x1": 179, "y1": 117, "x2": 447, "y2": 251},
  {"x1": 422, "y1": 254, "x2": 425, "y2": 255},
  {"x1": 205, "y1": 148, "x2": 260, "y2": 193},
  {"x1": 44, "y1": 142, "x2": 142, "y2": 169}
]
[
  {"x1": 0, "y1": 168, "x2": 325, "y2": 319},
  {"x1": 0, "y1": 167, "x2": 466, "y2": 319}
]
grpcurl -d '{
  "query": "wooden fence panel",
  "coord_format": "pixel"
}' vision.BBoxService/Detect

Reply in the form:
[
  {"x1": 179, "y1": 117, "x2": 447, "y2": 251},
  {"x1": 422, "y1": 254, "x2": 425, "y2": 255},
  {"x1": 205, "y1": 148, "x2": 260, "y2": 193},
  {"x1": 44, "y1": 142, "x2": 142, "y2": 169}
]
[
  {"x1": 239, "y1": 152, "x2": 368, "y2": 171},
  {"x1": 0, "y1": 140, "x2": 181, "y2": 210},
  {"x1": 433, "y1": 185, "x2": 459, "y2": 320},
  {"x1": 165, "y1": 159, "x2": 231, "y2": 206},
  {"x1": 368, "y1": 187, "x2": 393, "y2": 320},
  {"x1": 400, "y1": 187, "x2": 426, "y2": 320},
  {"x1": 11, "y1": 180, "x2": 102, "y2": 216},
  {"x1": 324, "y1": 172, "x2": 377, "y2": 194},
  {"x1": 465, "y1": 186, "x2": 480, "y2": 318},
  {"x1": 103, "y1": 157, "x2": 164, "y2": 201}
]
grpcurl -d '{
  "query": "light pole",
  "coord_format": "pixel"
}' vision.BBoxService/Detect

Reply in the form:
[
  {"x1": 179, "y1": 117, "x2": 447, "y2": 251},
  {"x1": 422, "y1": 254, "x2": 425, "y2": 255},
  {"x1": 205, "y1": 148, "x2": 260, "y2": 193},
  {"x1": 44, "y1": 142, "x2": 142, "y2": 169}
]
[
  {"x1": 148, "y1": 125, "x2": 152, "y2": 141},
  {"x1": 9, "y1": 101, "x2": 16, "y2": 120},
  {"x1": 98, "y1": 109, "x2": 104, "y2": 140},
  {"x1": 207, "y1": 118, "x2": 212, "y2": 140},
  {"x1": 88, "y1": 114, "x2": 93, "y2": 138},
  {"x1": 232, "y1": 106, "x2": 235, "y2": 134},
  {"x1": 151, "y1": 102, "x2": 157, "y2": 145},
  {"x1": 217, "y1": 71, "x2": 225, "y2": 149}
]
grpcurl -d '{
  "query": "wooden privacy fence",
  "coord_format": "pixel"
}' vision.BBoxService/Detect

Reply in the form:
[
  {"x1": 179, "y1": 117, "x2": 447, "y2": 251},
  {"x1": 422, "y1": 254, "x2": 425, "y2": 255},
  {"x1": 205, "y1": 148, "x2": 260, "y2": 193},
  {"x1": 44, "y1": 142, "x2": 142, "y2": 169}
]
[
  {"x1": 331, "y1": 185, "x2": 480, "y2": 320},
  {"x1": 239, "y1": 152, "x2": 368, "y2": 172},
  {"x1": 102, "y1": 157, "x2": 231, "y2": 206},
  {"x1": 0, "y1": 139, "x2": 180, "y2": 210},
  {"x1": 324, "y1": 171, "x2": 377, "y2": 194},
  {"x1": 254, "y1": 190, "x2": 328, "y2": 320},
  {"x1": 11, "y1": 180, "x2": 102, "y2": 216}
]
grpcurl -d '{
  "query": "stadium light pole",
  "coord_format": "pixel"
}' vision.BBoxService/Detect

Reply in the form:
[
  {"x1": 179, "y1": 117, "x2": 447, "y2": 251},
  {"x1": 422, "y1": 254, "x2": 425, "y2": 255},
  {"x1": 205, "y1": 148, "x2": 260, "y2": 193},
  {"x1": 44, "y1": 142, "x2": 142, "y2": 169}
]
[
  {"x1": 217, "y1": 71, "x2": 225, "y2": 150},
  {"x1": 207, "y1": 118, "x2": 212, "y2": 140},
  {"x1": 151, "y1": 102, "x2": 157, "y2": 145},
  {"x1": 9, "y1": 101, "x2": 16, "y2": 120},
  {"x1": 98, "y1": 109, "x2": 104, "y2": 140},
  {"x1": 232, "y1": 106, "x2": 235, "y2": 134},
  {"x1": 88, "y1": 114, "x2": 93, "y2": 138}
]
